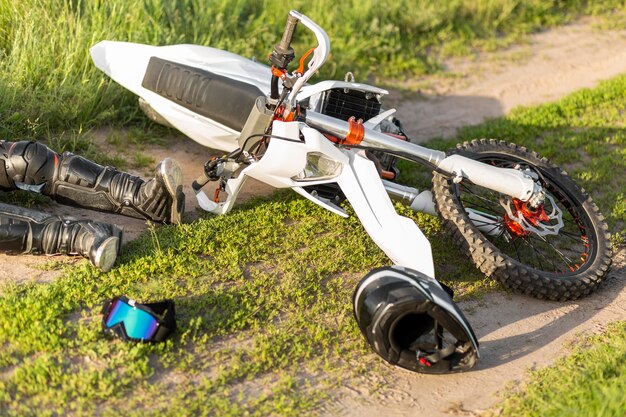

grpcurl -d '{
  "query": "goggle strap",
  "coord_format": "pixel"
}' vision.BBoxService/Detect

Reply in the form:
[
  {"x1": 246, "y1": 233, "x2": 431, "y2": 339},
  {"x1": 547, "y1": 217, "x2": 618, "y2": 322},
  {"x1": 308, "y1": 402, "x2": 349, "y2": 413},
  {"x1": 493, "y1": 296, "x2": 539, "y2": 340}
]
[{"x1": 141, "y1": 299, "x2": 177, "y2": 341}]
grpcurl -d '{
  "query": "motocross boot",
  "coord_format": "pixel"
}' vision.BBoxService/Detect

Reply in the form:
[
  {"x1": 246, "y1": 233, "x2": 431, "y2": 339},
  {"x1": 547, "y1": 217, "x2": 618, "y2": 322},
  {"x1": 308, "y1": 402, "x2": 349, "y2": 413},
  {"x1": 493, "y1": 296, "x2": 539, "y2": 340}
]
[
  {"x1": 0, "y1": 203, "x2": 121, "y2": 272},
  {"x1": 0, "y1": 141, "x2": 185, "y2": 224}
]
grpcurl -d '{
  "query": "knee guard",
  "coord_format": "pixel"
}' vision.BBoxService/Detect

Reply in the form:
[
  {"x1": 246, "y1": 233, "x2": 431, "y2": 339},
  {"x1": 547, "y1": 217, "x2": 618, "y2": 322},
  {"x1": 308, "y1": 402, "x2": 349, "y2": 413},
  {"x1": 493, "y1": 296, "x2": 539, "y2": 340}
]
[
  {"x1": 51, "y1": 154, "x2": 184, "y2": 223},
  {"x1": 0, "y1": 141, "x2": 184, "y2": 223},
  {"x1": 0, "y1": 141, "x2": 58, "y2": 193}
]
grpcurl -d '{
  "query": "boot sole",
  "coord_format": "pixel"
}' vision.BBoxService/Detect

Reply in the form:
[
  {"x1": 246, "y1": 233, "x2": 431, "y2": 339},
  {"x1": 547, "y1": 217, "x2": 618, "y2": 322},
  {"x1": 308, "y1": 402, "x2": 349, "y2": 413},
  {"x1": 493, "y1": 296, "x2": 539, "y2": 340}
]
[
  {"x1": 93, "y1": 236, "x2": 120, "y2": 272},
  {"x1": 157, "y1": 158, "x2": 184, "y2": 224}
]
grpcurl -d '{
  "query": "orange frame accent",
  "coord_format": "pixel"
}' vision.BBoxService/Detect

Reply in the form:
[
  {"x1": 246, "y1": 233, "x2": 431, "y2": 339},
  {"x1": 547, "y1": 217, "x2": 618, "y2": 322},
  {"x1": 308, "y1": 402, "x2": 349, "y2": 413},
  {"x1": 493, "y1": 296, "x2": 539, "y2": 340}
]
[
  {"x1": 271, "y1": 66, "x2": 287, "y2": 79},
  {"x1": 344, "y1": 116, "x2": 364, "y2": 146}
]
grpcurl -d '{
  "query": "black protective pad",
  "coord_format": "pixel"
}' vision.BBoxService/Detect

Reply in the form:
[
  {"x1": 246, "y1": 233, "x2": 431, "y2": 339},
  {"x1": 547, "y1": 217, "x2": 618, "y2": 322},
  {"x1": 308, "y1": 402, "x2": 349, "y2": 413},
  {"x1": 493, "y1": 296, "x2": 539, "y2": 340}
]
[
  {"x1": 0, "y1": 141, "x2": 58, "y2": 192},
  {"x1": 142, "y1": 57, "x2": 264, "y2": 132}
]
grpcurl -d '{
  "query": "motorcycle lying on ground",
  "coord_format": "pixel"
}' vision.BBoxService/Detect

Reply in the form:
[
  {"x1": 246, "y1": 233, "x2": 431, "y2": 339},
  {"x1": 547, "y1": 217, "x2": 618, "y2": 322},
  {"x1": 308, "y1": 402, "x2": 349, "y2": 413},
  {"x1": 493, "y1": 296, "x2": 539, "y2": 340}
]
[{"x1": 91, "y1": 10, "x2": 612, "y2": 373}]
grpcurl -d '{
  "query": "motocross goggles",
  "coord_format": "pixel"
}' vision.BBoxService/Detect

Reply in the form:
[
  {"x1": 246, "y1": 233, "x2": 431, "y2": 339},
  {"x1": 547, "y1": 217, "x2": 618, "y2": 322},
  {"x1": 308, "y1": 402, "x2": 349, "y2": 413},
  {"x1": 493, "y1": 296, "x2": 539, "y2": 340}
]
[{"x1": 102, "y1": 296, "x2": 176, "y2": 342}]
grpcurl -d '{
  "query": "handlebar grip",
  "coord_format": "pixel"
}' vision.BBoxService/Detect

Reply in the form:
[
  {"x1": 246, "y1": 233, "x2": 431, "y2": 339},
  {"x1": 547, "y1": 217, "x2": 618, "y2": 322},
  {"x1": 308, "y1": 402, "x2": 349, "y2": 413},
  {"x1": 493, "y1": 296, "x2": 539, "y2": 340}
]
[
  {"x1": 269, "y1": 13, "x2": 299, "y2": 70},
  {"x1": 279, "y1": 15, "x2": 299, "y2": 53}
]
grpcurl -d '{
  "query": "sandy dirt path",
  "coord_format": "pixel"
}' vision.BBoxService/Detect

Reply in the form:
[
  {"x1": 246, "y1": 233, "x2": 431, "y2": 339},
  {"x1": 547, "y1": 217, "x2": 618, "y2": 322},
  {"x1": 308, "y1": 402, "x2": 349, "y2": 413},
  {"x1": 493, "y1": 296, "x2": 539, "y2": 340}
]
[
  {"x1": 1, "y1": 18, "x2": 625, "y2": 417},
  {"x1": 394, "y1": 19, "x2": 626, "y2": 143},
  {"x1": 326, "y1": 251, "x2": 625, "y2": 417},
  {"x1": 327, "y1": 20, "x2": 626, "y2": 417}
]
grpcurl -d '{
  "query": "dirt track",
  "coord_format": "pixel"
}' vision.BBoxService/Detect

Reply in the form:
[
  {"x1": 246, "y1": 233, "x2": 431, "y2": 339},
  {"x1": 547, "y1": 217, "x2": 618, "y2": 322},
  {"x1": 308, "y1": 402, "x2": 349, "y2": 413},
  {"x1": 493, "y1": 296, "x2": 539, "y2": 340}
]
[
  {"x1": 328, "y1": 20, "x2": 626, "y2": 417},
  {"x1": 1, "y1": 18, "x2": 625, "y2": 417}
]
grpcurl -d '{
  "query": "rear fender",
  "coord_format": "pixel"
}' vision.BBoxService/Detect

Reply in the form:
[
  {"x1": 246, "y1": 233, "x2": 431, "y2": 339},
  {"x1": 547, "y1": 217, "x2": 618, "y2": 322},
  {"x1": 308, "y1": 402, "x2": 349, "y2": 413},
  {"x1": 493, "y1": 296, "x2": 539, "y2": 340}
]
[{"x1": 91, "y1": 41, "x2": 271, "y2": 94}]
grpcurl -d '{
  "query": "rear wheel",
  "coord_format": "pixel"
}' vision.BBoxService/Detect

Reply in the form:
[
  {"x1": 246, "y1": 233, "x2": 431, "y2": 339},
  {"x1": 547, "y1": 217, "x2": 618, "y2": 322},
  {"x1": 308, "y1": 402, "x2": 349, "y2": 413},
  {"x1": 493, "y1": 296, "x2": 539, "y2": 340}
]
[{"x1": 432, "y1": 139, "x2": 612, "y2": 300}]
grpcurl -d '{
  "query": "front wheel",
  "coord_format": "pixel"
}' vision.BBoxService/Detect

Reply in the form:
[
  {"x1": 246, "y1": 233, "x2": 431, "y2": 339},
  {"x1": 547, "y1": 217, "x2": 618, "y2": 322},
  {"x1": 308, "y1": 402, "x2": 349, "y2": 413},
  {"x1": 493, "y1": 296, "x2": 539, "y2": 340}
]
[{"x1": 432, "y1": 139, "x2": 612, "y2": 301}]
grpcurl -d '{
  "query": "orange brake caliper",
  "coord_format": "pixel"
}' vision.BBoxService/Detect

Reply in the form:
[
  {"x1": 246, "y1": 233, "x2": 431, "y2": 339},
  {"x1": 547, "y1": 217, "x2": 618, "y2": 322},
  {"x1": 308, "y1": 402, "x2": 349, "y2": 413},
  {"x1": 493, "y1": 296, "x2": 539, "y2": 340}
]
[{"x1": 503, "y1": 198, "x2": 550, "y2": 237}]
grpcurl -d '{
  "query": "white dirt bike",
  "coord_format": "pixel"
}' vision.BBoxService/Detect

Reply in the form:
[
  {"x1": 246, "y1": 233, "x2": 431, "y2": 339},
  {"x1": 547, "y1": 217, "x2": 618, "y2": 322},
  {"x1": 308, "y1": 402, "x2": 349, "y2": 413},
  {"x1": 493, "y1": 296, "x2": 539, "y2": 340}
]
[{"x1": 91, "y1": 10, "x2": 612, "y2": 374}]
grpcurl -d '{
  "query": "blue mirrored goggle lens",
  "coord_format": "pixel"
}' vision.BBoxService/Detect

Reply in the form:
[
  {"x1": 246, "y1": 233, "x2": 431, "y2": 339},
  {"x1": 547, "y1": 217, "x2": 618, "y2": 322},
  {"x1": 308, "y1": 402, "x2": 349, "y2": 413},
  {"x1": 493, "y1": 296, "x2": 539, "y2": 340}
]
[{"x1": 105, "y1": 299, "x2": 158, "y2": 340}]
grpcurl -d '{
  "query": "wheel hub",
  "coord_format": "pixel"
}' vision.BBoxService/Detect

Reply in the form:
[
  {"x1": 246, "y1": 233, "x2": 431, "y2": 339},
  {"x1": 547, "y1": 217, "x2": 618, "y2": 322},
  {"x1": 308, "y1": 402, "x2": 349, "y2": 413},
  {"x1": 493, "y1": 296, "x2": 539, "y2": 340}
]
[
  {"x1": 503, "y1": 199, "x2": 549, "y2": 237},
  {"x1": 500, "y1": 194, "x2": 564, "y2": 237}
]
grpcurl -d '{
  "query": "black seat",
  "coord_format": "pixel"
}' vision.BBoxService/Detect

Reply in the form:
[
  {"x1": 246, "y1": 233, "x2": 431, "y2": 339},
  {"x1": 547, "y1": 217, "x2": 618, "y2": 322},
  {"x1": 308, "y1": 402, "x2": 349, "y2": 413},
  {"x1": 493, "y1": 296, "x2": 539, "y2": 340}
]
[{"x1": 142, "y1": 56, "x2": 264, "y2": 132}]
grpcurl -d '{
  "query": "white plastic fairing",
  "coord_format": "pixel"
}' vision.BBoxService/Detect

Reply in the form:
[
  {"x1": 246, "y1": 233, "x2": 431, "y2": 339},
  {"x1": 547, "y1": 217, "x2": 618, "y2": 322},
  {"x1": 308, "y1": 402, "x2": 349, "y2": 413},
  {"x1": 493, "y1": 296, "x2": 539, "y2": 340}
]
[
  {"x1": 90, "y1": 41, "x2": 272, "y2": 151},
  {"x1": 410, "y1": 191, "x2": 437, "y2": 216},
  {"x1": 195, "y1": 190, "x2": 219, "y2": 212},
  {"x1": 91, "y1": 41, "x2": 272, "y2": 95},
  {"x1": 298, "y1": 80, "x2": 389, "y2": 115},
  {"x1": 195, "y1": 172, "x2": 249, "y2": 215},
  {"x1": 363, "y1": 108, "x2": 397, "y2": 130},
  {"x1": 336, "y1": 152, "x2": 435, "y2": 278},
  {"x1": 246, "y1": 122, "x2": 349, "y2": 187},
  {"x1": 239, "y1": 121, "x2": 435, "y2": 277},
  {"x1": 90, "y1": 39, "x2": 392, "y2": 151},
  {"x1": 147, "y1": 99, "x2": 241, "y2": 151},
  {"x1": 243, "y1": 121, "x2": 314, "y2": 187},
  {"x1": 298, "y1": 80, "x2": 388, "y2": 101}
]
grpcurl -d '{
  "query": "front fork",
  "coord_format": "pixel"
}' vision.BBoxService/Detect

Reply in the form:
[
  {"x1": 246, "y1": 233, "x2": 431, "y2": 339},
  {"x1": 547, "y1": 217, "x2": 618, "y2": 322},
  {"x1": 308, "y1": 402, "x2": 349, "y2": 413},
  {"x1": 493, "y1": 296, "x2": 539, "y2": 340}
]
[{"x1": 305, "y1": 110, "x2": 543, "y2": 203}]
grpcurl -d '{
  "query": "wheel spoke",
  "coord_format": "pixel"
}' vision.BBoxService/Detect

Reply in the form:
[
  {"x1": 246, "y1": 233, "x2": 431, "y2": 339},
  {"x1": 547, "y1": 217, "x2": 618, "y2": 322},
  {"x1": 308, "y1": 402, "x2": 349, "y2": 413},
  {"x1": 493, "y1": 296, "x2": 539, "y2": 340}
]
[
  {"x1": 482, "y1": 223, "x2": 503, "y2": 236},
  {"x1": 465, "y1": 217, "x2": 501, "y2": 226},
  {"x1": 460, "y1": 164, "x2": 586, "y2": 273},
  {"x1": 462, "y1": 200, "x2": 503, "y2": 216},
  {"x1": 526, "y1": 233, "x2": 577, "y2": 269},
  {"x1": 558, "y1": 230, "x2": 586, "y2": 242},
  {"x1": 434, "y1": 143, "x2": 609, "y2": 300},
  {"x1": 561, "y1": 217, "x2": 583, "y2": 226},
  {"x1": 526, "y1": 238, "x2": 546, "y2": 270},
  {"x1": 459, "y1": 190, "x2": 504, "y2": 215},
  {"x1": 518, "y1": 235, "x2": 560, "y2": 272},
  {"x1": 460, "y1": 185, "x2": 501, "y2": 206},
  {"x1": 433, "y1": 139, "x2": 611, "y2": 300},
  {"x1": 510, "y1": 236, "x2": 526, "y2": 266}
]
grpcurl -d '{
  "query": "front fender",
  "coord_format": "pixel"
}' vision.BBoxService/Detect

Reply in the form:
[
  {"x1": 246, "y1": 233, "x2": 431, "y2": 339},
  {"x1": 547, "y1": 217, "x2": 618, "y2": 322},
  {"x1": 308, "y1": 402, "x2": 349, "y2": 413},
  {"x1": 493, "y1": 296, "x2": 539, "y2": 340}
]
[{"x1": 336, "y1": 152, "x2": 435, "y2": 279}]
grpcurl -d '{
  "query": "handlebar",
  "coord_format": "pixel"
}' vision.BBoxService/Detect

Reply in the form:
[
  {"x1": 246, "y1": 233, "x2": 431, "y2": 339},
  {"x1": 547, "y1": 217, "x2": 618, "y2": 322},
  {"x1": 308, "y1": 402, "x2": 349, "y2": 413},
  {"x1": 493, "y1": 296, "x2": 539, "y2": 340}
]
[
  {"x1": 285, "y1": 11, "x2": 330, "y2": 112},
  {"x1": 268, "y1": 10, "x2": 331, "y2": 111}
]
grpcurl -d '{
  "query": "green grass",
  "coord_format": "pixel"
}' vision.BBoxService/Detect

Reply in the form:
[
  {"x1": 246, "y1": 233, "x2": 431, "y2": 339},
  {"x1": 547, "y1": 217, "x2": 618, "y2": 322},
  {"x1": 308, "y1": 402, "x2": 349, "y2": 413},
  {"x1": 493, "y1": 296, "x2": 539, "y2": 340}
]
[
  {"x1": 0, "y1": 73, "x2": 624, "y2": 415},
  {"x1": 497, "y1": 321, "x2": 626, "y2": 417},
  {"x1": 0, "y1": 193, "x2": 482, "y2": 416},
  {"x1": 0, "y1": 2, "x2": 625, "y2": 414},
  {"x1": 2, "y1": 0, "x2": 626, "y2": 138}
]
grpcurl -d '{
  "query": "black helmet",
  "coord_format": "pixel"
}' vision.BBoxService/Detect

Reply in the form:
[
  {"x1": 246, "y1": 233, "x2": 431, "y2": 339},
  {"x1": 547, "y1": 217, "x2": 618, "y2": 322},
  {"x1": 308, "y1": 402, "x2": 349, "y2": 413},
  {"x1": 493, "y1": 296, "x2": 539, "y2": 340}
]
[{"x1": 353, "y1": 266, "x2": 479, "y2": 374}]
